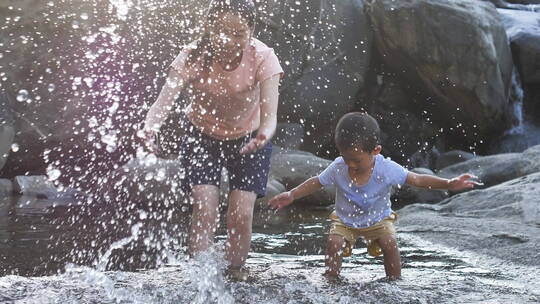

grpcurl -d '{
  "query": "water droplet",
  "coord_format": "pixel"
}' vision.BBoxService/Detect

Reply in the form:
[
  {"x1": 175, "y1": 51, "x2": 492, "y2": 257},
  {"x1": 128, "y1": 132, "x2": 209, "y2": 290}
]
[
  {"x1": 102, "y1": 133, "x2": 118, "y2": 152},
  {"x1": 47, "y1": 166, "x2": 61, "y2": 181},
  {"x1": 155, "y1": 168, "x2": 166, "y2": 182},
  {"x1": 47, "y1": 84, "x2": 55, "y2": 92},
  {"x1": 83, "y1": 77, "x2": 94, "y2": 88},
  {"x1": 80, "y1": 13, "x2": 89, "y2": 20},
  {"x1": 11, "y1": 143, "x2": 19, "y2": 152},
  {"x1": 16, "y1": 89, "x2": 29, "y2": 102}
]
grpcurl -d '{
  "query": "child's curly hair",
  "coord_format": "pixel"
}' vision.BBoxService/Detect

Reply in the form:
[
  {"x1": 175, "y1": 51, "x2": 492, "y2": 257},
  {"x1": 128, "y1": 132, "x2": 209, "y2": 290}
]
[{"x1": 335, "y1": 112, "x2": 381, "y2": 152}]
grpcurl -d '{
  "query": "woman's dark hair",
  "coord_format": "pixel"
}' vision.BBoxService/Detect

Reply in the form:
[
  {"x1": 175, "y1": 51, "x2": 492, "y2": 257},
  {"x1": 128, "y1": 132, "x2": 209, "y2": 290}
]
[
  {"x1": 186, "y1": 0, "x2": 256, "y2": 73},
  {"x1": 335, "y1": 112, "x2": 381, "y2": 152}
]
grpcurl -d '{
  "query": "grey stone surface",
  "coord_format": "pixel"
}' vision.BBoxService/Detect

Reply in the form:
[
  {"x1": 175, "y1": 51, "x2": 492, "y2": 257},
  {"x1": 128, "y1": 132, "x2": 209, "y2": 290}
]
[
  {"x1": 367, "y1": 0, "x2": 513, "y2": 142},
  {"x1": 399, "y1": 171, "x2": 540, "y2": 266},
  {"x1": 437, "y1": 144, "x2": 540, "y2": 190}
]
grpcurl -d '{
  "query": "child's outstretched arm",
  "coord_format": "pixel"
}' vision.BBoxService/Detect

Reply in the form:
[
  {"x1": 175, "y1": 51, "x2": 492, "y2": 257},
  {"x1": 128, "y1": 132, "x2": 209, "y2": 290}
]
[
  {"x1": 406, "y1": 172, "x2": 483, "y2": 191},
  {"x1": 268, "y1": 176, "x2": 323, "y2": 210}
]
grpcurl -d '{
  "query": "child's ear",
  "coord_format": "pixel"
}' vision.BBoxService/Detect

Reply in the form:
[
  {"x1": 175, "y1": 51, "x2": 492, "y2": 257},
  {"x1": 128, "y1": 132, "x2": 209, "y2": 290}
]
[{"x1": 372, "y1": 145, "x2": 382, "y2": 155}]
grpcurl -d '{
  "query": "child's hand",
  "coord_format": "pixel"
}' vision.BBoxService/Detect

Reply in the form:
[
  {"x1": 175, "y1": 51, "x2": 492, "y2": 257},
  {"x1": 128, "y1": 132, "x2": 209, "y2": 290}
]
[
  {"x1": 448, "y1": 174, "x2": 483, "y2": 191},
  {"x1": 240, "y1": 134, "x2": 267, "y2": 154},
  {"x1": 268, "y1": 191, "x2": 294, "y2": 210}
]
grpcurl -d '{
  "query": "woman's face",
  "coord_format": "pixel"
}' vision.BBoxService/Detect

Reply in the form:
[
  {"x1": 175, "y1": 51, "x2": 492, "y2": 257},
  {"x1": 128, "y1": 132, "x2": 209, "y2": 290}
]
[{"x1": 208, "y1": 12, "x2": 252, "y2": 59}]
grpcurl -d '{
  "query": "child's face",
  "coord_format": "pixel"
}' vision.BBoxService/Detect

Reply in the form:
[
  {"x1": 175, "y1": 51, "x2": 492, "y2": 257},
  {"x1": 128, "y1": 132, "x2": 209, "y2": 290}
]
[
  {"x1": 340, "y1": 146, "x2": 381, "y2": 173},
  {"x1": 208, "y1": 12, "x2": 252, "y2": 59}
]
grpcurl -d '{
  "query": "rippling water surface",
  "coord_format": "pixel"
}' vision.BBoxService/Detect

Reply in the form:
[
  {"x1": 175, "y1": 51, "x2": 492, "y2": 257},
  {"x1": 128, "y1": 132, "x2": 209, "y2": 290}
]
[{"x1": 1, "y1": 196, "x2": 539, "y2": 303}]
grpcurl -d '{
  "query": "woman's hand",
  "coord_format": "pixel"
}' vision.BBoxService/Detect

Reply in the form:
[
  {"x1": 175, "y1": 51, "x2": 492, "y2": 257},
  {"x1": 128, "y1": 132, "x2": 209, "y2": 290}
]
[
  {"x1": 138, "y1": 129, "x2": 159, "y2": 153},
  {"x1": 239, "y1": 133, "x2": 267, "y2": 154},
  {"x1": 268, "y1": 191, "x2": 294, "y2": 210}
]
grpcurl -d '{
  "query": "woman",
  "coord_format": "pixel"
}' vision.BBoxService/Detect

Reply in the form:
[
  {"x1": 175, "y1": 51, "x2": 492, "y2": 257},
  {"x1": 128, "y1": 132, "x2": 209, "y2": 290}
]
[{"x1": 143, "y1": 0, "x2": 283, "y2": 278}]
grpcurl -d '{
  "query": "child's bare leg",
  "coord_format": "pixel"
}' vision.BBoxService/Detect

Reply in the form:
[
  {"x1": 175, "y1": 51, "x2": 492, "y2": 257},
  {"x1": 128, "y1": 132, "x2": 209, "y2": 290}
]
[
  {"x1": 325, "y1": 234, "x2": 345, "y2": 277},
  {"x1": 376, "y1": 234, "x2": 401, "y2": 280},
  {"x1": 225, "y1": 189, "x2": 256, "y2": 268},
  {"x1": 189, "y1": 185, "x2": 220, "y2": 255}
]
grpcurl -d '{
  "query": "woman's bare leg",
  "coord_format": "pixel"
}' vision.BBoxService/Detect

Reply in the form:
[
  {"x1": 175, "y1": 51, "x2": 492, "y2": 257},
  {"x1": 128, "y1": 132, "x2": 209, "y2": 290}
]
[
  {"x1": 225, "y1": 189, "x2": 256, "y2": 267},
  {"x1": 189, "y1": 185, "x2": 221, "y2": 255}
]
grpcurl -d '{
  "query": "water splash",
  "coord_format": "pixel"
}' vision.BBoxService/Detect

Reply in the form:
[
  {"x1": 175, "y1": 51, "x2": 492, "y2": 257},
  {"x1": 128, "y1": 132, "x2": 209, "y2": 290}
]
[{"x1": 95, "y1": 222, "x2": 144, "y2": 271}]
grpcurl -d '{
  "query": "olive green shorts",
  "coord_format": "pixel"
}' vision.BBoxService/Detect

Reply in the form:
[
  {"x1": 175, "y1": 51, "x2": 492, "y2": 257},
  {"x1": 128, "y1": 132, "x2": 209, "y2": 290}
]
[{"x1": 329, "y1": 211, "x2": 397, "y2": 257}]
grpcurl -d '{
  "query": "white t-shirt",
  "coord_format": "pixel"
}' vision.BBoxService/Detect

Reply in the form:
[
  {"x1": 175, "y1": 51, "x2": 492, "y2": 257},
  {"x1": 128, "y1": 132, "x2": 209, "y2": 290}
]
[{"x1": 318, "y1": 154, "x2": 409, "y2": 228}]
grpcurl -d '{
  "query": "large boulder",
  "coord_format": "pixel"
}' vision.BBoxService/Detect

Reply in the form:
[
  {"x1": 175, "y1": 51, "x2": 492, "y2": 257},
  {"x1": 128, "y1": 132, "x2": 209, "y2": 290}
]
[
  {"x1": 437, "y1": 144, "x2": 540, "y2": 188},
  {"x1": 98, "y1": 154, "x2": 189, "y2": 209},
  {"x1": 435, "y1": 150, "x2": 477, "y2": 170},
  {"x1": 482, "y1": 0, "x2": 540, "y2": 9},
  {"x1": 437, "y1": 171, "x2": 540, "y2": 224},
  {"x1": 392, "y1": 168, "x2": 449, "y2": 209},
  {"x1": 269, "y1": 148, "x2": 334, "y2": 206},
  {"x1": 363, "y1": 78, "x2": 441, "y2": 164},
  {"x1": 13, "y1": 176, "x2": 79, "y2": 200},
  {"x1": 0, "y1": 0, "x2": 204, "y2": 181},
  {"x1": 272, "y1": 123, "x2": 304, "y2": 150},
  {"x1": 398, "y1": 171, "x2": 540, "y2": 265},
  {"x1": 0, "y1": 92, "x2": 15, "y2": 173},
  {"x1": 367, "y1": 0, "x2": 514, "y2": 149},
  {"x1": 257, "y1": 0, "x2": 373, "y2": 155},
  {"x1": 0, "y1": 179, "x2": 13, "y2": 198},
  {"x1": 498, "y1": 8, "x2": 540, "y2": 119}
]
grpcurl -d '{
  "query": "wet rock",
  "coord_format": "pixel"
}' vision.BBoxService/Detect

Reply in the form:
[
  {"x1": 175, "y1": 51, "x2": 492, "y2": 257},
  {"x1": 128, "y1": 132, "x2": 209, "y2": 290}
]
[
  {"x1": 393, "y1": 168, "x2": 449, "y2": 209},
  {"x1": 0, "y1": 92, "x2": 15, "y2": 173},
  {"x1": 399, "y1": 171, "x2": 540, "y2": 266},
  {"x1": 0, "y1": 126, "x2": 15, "y2": 173},
  {"x1": 437, "y1": 144, "x2": 540, "y2": 189},
  {"x1": 0, "y1": 179, "x2": 13, "y2": 198},
  {"x1": 255, "y1": 178, "x2": 287, "y2": 210},
  {"x1": 258, "y1": 0, "x2": 373, "y2": 155},
  {"x1": 439, "y1": 172, "x2": 540, "y2": 223},
  {"x1": 99, "y1": 155, "x2": 189, "y2": 208},
  {"x1": 483, "y1": 0, "x2": 540, "y2": 9},
  {"x1": 13, "y1": 175, "x2": 77, "y2": 199},
  {"x1": 272, "y1": 123, "x2": 304, "y2": 150},
  {"x1": 367, "y1": 0, "x2": 513, "y2": 146},
  {"x1": 270, "y1": 148, "x2": 334, "y2": 206},
  {"x1": 435, "y1": 150, "x2": 476, "y2": 171},
  {"x1": 498, "y1": 8, "x2": 540, "y2": 118},
  {"x1": 366, "y1": 79, "x2": 440, "y2": 164},
  {"x1": 254, "y1": 178, "x2": 291, "y2": 225},
  {"x1": 408, "y1": 146, "x2": 441, "y2": 171},
  {"x1": 0, "y1": 1, "x2": 203, "y2": 180},
  {"x1": 505, "y1": 0, "x2": 540, "y2": 5}
]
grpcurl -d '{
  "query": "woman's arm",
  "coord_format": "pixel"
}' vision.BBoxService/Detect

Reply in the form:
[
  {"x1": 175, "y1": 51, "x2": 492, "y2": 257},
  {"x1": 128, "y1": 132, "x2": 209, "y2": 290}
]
[
  {"x1": 143, "y1": 68, "x2": 186, "y2": 132},
  {"x1": 239, "y1": 73, "x2": 280, "y2": 154}
]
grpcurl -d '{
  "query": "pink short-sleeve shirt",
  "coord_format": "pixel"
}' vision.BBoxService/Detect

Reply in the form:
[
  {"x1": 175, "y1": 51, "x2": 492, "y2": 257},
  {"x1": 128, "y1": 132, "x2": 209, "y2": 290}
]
[{"x1": 169, "y1": 38, "x2": 283, "y2": 140}]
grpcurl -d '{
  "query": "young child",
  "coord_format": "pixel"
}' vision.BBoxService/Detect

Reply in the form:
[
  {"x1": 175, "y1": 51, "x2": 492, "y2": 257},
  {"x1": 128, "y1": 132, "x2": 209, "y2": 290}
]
[
  {"x1": 269, "y1": 112, "x2": 479, "y2": 280},
  {"x1": 142, "y1": 0, "x2": 283, "y2": 279}
]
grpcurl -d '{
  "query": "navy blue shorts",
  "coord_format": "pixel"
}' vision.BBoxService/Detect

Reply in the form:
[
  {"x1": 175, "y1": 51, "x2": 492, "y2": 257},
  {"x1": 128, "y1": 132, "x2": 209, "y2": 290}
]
[{"x1": 179, "y1": 121, "x2": 272, "y2": 198}]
